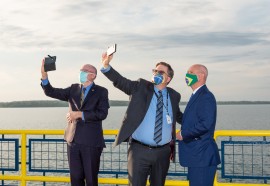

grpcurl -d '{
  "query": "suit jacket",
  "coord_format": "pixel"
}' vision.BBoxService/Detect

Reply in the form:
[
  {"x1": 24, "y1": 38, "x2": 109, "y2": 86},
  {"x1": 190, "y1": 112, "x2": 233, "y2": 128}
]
[
  {"x1": 178, "y1": 85, "x2": 221, "y2": 167},
  {"x1": 103, "y1": 67, "x2": 182, "y2": 161},
  {"x1": 41, "y1": 82, "x2": 109, "y2": 147}
]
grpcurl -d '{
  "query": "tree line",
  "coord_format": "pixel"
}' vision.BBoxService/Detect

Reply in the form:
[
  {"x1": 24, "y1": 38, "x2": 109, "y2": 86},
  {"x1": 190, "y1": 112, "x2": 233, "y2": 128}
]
[
  {"x1": 0, "y1": 100, "x2": 269, "y2": 108},
  {"x1": 0, "y1": 100, "x2": 129, "y2": 107}
]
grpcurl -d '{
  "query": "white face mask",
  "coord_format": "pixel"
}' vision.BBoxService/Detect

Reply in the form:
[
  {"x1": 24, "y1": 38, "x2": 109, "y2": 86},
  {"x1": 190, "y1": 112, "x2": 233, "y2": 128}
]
[{"x1": 79, "y1": 71, "x2": 88, "y2": 84}]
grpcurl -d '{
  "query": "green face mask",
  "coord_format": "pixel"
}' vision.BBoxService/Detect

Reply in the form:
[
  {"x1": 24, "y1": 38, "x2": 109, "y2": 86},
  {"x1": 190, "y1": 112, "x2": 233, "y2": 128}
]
[{"x1": 185, "y1": 73, "x2": 198, "y2": 86}]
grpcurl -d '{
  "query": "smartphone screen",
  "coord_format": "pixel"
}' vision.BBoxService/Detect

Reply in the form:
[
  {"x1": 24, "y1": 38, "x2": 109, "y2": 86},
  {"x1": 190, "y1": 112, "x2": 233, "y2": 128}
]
[{"x1": 107, "y1": 44, "x2": 117, "y2": 56}]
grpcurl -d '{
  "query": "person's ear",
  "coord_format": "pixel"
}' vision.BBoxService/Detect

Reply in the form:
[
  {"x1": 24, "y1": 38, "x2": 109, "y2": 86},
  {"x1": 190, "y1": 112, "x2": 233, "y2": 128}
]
[
  {"x1": 87, "y1": 73, "x2": 91, "y2": 80},
  {"x1": 197, "y1": 73, "x2": 204, "y2": 82},
  {"x1": 166, "y1": 76, "x2": 171, "y2": 84}
]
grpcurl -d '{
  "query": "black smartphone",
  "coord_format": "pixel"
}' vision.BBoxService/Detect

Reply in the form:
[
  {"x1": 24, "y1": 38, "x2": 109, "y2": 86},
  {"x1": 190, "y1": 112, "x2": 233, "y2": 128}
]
[
  {"x1": 107, "y1": 44, "x2": 117, "y2": 56},
  {"x1": 44, "y1": 55, "x2": 56, "y2": 72}
]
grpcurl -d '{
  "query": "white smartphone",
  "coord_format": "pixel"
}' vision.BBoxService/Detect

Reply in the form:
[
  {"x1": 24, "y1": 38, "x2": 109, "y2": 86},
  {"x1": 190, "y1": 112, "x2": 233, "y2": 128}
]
[{"x1": 107, "y1": 44, "x2": 117, "y2": 56}]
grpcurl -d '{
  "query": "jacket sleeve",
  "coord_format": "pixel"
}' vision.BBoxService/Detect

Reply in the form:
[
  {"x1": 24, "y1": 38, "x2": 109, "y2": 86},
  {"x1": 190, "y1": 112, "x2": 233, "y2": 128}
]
[
  {"x1": 103, "y1": 66, "x2": 139, "y2": 95},
  {"x1": 176, "y1": 107, "x2": 183, "y2": 124},
  {"x1": 181, "y1": 94, "x2": 216, "y2": 142},
  {"x1": 83, "y1": 88, "x2": 109, "y2": 121},
  {"x1": 176, "y1": 93, "x2": 183, "y2": 124},
  {"x1": 41, "y1": 82, "x2": 70, "y2": 102}
]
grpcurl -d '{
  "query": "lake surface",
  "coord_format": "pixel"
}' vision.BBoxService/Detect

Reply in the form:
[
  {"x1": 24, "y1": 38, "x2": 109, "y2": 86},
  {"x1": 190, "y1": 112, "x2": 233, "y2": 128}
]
[
  {"x1": 0, "y1": 104, "x2": 269, "y2": 130},
  {"x1": 1, "y1": 104, "x2": 270, "y2": 185}
]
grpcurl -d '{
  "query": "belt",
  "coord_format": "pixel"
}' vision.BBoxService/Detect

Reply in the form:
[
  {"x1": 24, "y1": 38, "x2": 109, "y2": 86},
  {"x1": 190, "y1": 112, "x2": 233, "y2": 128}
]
[{"x1": 131, "y1": 139, "x2": 169, "y2": 149}]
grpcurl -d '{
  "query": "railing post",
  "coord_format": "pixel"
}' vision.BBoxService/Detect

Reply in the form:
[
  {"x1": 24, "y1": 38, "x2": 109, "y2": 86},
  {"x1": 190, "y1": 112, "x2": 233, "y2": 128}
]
[
  {"x1": 1, "y1": 171, "x2": 4, "y2": 186},
  {"x1": 21, "y1": 133, "x2": 27, "y2": 186}
]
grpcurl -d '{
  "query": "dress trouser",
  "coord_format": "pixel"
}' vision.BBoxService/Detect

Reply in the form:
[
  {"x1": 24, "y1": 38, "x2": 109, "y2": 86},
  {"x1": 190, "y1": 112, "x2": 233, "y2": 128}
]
[
  {"x1": 128, "y1": 142, "x2": 171, "y2": 186},
  {"x1": 188, "y1": 166, "x2": 217, "y2": 186},
  {"x1": 67, "y1": 143, "x2": 103, "y2": 186}
]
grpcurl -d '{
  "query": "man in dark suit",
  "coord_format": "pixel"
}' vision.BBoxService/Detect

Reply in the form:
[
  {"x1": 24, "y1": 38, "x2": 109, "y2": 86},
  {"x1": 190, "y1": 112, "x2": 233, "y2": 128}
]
[
  {"x1": 101, "y1": 54, "x2": 182, "y2": 186},
  {"x1": 176, "y1": 64, "x2": 221, "y2": 186},
  {"x1": 40, "y1": 59, "x2": 109, "y2": 186}
]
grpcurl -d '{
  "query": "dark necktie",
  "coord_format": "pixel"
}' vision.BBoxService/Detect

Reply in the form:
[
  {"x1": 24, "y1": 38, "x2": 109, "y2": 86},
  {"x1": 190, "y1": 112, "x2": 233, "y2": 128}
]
[
  {"x1": 154, "y1": 91, "x2": 163, "y2": 144},
  {"x1": 81, "y1": 88, "x2": 86, "y2": 105}
]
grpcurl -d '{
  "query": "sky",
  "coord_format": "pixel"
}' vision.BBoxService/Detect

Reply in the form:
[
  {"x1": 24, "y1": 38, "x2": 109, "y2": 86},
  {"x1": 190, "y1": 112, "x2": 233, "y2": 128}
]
[{"x1": 0, "y1": 0, "x2": 270, "y2": 102}]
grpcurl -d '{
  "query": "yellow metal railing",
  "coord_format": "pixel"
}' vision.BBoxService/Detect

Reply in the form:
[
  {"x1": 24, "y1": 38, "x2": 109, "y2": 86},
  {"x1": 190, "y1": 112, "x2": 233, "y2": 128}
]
[
  {"x1": 0, "y1": 130, "x2": 270, "y2": 186},
  {"x1": 213, "y1": 130, "x2": 270, "y2": 186}
]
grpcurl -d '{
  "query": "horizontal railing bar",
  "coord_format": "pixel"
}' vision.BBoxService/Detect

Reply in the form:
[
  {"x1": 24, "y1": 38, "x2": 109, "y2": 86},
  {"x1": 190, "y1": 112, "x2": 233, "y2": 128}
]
[
  {"x1": 214, "y1": 130, "x2": 270, "y2": 138},
  {"x1": 0, "y1": 175, "x2": 21, "y2": 181},
  {"x1": 1, "y1": 129, "x2": 270, "y2": 186},
  {"x1": 0, "y1": 130, "x2": 119, "y2": 135},
  {"x1": 1, "y1": 175, "x2": 265, "y2": 186},
  {"x1": 213, "y1": 184, "x2": 269, "y2": 186},
  {"x1": 2, "y1": 129, "x2": 269, "y2": 136},
  {"x1": 0, "y1": 175, "x2": 189, "y2": 185}
]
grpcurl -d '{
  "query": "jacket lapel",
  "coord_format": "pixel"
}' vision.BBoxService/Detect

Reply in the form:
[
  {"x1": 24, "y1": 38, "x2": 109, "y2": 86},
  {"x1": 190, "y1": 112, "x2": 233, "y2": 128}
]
[
  {"x1": 145, "y1": 83, "x2": 154, "y2": 109},
  {"x1": 183, "y1": 85, "x2": 207, "y2": 121},
  {"x1": 167, "y1": 88, "x2": 177, "y2": 124},
  {"x1": 81, "y1": 83, "x2": 96, "y2": 108},
  {"x1": 68, "y1": 84, "x2": 81, "y2": 111}
]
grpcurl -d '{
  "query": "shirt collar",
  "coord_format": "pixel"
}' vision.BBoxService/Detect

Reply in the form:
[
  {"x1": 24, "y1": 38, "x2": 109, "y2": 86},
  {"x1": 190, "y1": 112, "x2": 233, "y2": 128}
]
[
  {"x1": 192, "y1": 84, "x2": 205, "y2": 95},
  {"x1": 82, "y1": 82, "x2": 94, "y2": 91},
  {"x1": 154, "y1": 86, "x2": 167, "y2": 95}
]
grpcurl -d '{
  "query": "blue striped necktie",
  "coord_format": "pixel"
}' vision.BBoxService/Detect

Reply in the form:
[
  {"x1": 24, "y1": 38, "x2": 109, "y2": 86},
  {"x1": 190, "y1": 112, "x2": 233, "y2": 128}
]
[{"x1": 154, "y1": 90, "x2": 163, "y2": 144}]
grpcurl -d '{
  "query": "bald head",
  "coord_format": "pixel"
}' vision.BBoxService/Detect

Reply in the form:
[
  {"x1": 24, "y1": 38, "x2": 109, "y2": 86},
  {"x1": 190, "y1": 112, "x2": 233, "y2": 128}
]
[
  {"x1": 187, "y1": 64, "x2": 208, "y2": 90},
  {"x1": 191, "y1": 64, "x2": 208, "y2": 81},
  {"x1": 80, "y1": 64, "x2": 97, "y2": 75}
]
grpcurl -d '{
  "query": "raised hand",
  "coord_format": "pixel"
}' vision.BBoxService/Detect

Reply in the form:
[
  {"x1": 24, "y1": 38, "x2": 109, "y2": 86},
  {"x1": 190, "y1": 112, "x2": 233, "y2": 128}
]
[
  {"x1": 41, "y1": 58, "x2": 48, "y2": 80},
  {"x1": 101, "y1": 52, "x2": 113, "y2": 68}
]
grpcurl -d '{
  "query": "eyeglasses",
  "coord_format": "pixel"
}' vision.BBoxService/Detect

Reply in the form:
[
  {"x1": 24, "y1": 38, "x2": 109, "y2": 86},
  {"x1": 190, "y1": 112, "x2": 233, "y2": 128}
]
[{"x1": 152, "y1": 69, "x2": 169, "y2": 76}]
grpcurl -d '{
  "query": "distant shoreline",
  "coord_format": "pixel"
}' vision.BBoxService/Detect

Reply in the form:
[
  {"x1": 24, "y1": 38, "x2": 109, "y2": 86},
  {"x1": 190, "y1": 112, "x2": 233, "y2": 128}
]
[{"x1": 0, "y1": 100, "x2": 270, "y2": 108}]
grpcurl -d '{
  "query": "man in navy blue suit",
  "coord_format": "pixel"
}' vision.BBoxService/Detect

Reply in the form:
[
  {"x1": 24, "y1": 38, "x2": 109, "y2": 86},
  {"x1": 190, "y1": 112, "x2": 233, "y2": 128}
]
[
  {"x1": 40, "y1": 59, "x2": 109, "y2": 186},
  {"x1": 176, "y1": 64, "x2": 221, "y2": 186}
]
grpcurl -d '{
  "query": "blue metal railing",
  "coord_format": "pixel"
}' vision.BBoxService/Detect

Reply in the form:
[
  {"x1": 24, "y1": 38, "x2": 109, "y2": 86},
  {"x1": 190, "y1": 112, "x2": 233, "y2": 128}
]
[
  {"x1": 29, "y1": 139, "x2": 68, "y2": 173},
  {"x1": 1, "y1": 130, "x2": 270, "y2": 185},
  {"x1": 0, "y1": 138, "x2": 19, "y2": 172},
  {"x1": 221, "y1": 140, "x2": 270, "y2": 181},
  {"x1": 27, "y1": 138, "x2": 187, "y2": 177}
]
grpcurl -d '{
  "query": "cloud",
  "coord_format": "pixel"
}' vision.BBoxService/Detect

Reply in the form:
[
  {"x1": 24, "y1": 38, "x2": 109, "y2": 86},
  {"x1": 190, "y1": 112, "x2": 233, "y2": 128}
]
[
  {"x1": 0, "y1": 0, "x2": 270, "y2": 101},
  {"x1": 1, "y1": 0, "x2": 269, "y2": 50}
]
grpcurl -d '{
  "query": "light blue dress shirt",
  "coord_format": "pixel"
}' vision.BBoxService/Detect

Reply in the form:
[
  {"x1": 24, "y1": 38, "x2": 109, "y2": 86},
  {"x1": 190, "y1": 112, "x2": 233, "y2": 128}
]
[
  {"x1": 132, "y1": 87, "x2": 173, "y2": 146},
  {"x1": 100, "y1": 65, "x2": 111, "y2": 73},
  {"x1": 100, "y1": 66, "x2": 173, "y2": 146}
]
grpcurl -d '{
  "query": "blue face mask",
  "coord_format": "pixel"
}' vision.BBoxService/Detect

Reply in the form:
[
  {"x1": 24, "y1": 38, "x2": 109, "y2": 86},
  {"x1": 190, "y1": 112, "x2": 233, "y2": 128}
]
[
  {"x1": 79, "y1": 71, "x2": 88, "y2": 84},
  {"x1": 151, "y1": 74, "x2": 164, "y2": 85}
]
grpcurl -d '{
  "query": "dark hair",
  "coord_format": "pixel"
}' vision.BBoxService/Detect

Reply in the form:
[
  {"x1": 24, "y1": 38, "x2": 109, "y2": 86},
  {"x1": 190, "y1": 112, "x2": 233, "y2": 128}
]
[{"x1": 155, "y1": 61, "x2": 174, "y2": 79}]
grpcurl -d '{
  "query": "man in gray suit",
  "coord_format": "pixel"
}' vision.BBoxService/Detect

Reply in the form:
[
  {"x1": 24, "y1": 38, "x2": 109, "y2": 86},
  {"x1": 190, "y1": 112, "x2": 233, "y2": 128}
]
[{"x1": 101, "y1": 53, "x2": 182, "y2": 186}]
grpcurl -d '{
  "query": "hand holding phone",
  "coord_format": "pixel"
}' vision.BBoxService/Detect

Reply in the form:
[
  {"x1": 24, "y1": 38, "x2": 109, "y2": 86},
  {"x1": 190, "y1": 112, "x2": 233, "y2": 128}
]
[{"x1": 106, "y1": 44, "x2": 117, "y2": 56}]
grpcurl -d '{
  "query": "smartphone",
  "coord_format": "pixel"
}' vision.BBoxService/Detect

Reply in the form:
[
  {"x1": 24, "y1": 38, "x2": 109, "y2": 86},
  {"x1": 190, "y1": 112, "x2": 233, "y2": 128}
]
[
  {"x1": 44, "y1": 55, "x2": 56, "y2": 72},
  {"x1": 107, "y1": 44, "x2": 117, "y2": 56}
]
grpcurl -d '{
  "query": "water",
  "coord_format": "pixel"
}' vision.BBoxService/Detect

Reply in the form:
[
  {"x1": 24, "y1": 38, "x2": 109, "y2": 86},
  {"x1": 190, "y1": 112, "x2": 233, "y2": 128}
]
[
  {"x1": 1, "y1": 104, "x2": 270, "y2": 185},
  {"x1": 0, "y1": 104, "x2": 269, "y2": 130}
]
